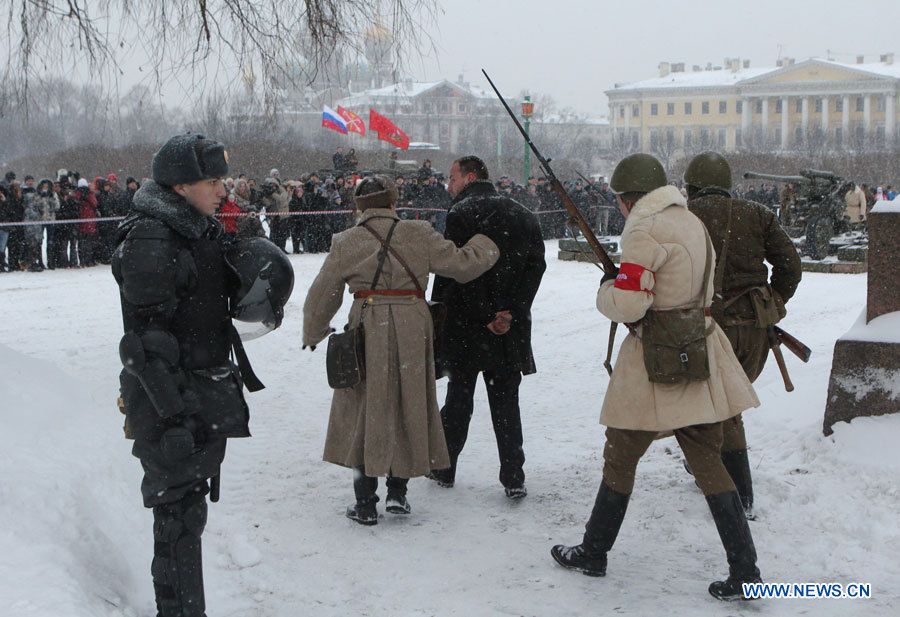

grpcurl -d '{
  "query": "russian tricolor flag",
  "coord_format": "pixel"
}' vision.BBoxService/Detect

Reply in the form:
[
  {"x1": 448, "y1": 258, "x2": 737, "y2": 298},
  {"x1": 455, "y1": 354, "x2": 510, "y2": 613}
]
[{"x1": 322, "y1": 106, "x2": 348, "y2": 134}]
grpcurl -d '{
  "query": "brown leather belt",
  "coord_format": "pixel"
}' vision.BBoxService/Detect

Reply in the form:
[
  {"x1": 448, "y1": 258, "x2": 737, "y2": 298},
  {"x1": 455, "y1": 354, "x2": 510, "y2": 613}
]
[{"x1": 354, "y1": 289, "x2": 425, "y2": 299}]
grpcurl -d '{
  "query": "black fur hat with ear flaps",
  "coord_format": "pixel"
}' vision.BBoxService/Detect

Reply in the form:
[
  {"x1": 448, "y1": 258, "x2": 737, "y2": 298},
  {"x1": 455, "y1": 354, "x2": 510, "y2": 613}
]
[{"x1": 152, "y1": 133, "x2": 229, "y2": 187}]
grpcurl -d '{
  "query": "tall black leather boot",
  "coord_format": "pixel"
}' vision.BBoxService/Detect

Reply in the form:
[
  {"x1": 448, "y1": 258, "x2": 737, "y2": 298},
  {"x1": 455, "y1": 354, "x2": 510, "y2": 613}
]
[
  {"x1": 551, "y1": 482, "x2": 629, "y2": 576},
  {"x1": 721, "y1": 449, "x2": 755, "y2": 520},
  {"x1": 152, "y1": 492, "x2": 208, "y2": 617},
  {"x1": 706, "y1": 491, "x2": 762, "y2": 601}
]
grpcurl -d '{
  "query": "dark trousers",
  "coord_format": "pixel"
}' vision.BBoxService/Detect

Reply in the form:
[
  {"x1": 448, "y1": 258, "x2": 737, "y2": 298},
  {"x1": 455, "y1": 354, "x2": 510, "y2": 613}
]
[
  {"x1": 440, "y1": 368, "x2": 525, "y2": 488},
  {"x1": 602, "y1": 424, "x2": 736, "y2": 497},
  {"x1": 353, "y1": 467, "x2": 408, "y2": 504}
]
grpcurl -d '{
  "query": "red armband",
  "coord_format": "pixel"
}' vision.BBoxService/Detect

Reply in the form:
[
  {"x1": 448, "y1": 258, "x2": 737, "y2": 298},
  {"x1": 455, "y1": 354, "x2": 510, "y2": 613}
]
[{"x1": 613, "y1": 262, "x2": 655, "y2": 293}]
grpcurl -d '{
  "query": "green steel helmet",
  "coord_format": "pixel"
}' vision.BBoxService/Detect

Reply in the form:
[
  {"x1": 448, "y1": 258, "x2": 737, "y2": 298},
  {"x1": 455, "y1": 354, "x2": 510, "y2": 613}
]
[
  {"x1": 609, "y1": 153, "x2": 667, "y2": 194},
  {"x1": 683, "y1": 151, "x2": 733, "y2": 191}
]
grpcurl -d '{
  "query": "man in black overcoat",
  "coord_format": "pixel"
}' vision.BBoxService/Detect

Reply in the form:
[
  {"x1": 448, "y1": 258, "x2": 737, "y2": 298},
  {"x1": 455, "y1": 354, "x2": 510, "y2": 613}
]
[{"x1": 429, "y1": 156, "x2": 546, "y2": 498}]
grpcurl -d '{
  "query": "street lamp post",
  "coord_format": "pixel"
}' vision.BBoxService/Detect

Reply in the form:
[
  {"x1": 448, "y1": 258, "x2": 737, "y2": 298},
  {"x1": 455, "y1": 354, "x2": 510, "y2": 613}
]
[{"x1": 521, "y1": 95, "x2": 534, "y2": 184}]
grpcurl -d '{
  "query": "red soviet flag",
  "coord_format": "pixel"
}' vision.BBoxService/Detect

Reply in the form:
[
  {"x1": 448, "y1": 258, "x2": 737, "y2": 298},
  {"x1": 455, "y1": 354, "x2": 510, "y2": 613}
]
[
  {"x1": 337, "y1": 106, "x2": 366, "y2": 136},
  {"x1": 369, "y1": 108, "x2": 410, "y2": 150}
]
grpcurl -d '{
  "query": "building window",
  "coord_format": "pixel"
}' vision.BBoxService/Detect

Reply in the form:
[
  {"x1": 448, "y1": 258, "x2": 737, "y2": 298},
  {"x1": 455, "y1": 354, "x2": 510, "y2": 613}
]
[
  {"x1": 633, "y1": 104, "x2": 640, "y2": 117},
  {"x1": 667, "y1": 102, "x2": 675, "y2": 115},
  {"x1": 457, "y1": 103, "x2": 467, "y2": 114},
  {"x1": 856, "y1": 97, "x2": 864, "y2": 112},
  {"x1": 683, "y1": 129, "x2": 693, "y2": 149},
  {"x1": 774, "y1": 127, "x2": 782, "y2": 143},
  {"x1": 876, "y1": 125, "x2": 886, "y2": 145},
  {"x1": 650, "y1": 129, "x2": 659, "y2": 149},
  {"x1": 835, "y1": 126, "x2": 843, "y2": 145},
  {"x1": 651, "y1": 103, "x2": 658, "y2": 116},
  {"x1": 619, "y1": 105, "x2": 625, "y2": 118},
  {"x1": 775, "y1": 99, "x2": 783, "y2": 114},
  {"x1": 796, "y1": 99, "x2": 803, "y2": 113},
  {"x1": 736, "y1": 100, "x2": 743, "y2": 114},
  {"x1": 815, "y1": 98, "x2": 823, "y2": 113},
  {"x1": 719, "y1": 101, "x2": 727, "y2": 114},
  {"x1": 424, "y1": 103, "x2": 433, "y2": 114},
  {"x1": 401, "y1": 105, "x2": 412, "y2": 114},
  {"x1": 440, "y1": 122, "x2": 450, "y2": 140},
  {"x1": 439, "y1": 101, "x2": 450, "y2": 114},
  {"x1": 700, "y1": 127, "x2": 710, "y2": 144},
  {"x1": 666, "y1": 128, "x2": 675, "y2": 148},
  {"x1": 754, "y1": 100, "x2": 762, "y2": 114},
  {"x1": 735, "y1": 128, "x2": 743, "y2": 147},
  {"x1": 684, "y1": 102, "x2": 692, "y2": 115},
  {"x1": 855, "y1": 125, "x2": 865, "y2": 142},
  {"x1": 836, "y1": 98, "x2": 844, "y2": 112},
  {"x1": 794, "y1": 126, "x2": 803, "y2": 144},
  {"x1": 718, "y1": 128, "x2": 727, "y2": 147},
  {"x1": 877, "y1": 96, "x2": 886, "y2": 112},
  {"x1": 631, "y1": 132, "x2": 639, "y2": 149},
  {"x1": 702, "y1": 101, "x2": 710, "y2": 115}
]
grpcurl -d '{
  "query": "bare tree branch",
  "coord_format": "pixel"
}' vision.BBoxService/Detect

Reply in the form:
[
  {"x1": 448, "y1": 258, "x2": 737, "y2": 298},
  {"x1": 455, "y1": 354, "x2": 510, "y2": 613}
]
[{"x1": 1, "y1": 0, "x2": 439, "y2": 119}]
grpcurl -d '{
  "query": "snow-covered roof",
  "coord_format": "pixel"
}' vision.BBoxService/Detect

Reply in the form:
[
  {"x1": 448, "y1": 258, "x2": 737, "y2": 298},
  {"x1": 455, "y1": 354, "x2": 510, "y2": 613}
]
[
  {"x1": 539, "y1": 114, "x2": 609, "y2": 126},
  {"x1": 338, "y1": 79, "x2": 498, "y2": 108},
  {"x1": 612, "y1": 67, "x2": 775, "y2": 91},
  {"x1": 611, "y1": 58, "x2": 900, "y2": 93},
  {"x1": 817, "y1": 59, "x2": 900, "y2": 80}
]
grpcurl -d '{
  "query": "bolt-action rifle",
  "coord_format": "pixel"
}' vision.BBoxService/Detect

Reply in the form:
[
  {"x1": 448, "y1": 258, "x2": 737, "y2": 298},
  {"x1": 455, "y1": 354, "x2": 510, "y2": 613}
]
[{"x1": 483, "y1": 69, "x2": 619, "y2": 373}]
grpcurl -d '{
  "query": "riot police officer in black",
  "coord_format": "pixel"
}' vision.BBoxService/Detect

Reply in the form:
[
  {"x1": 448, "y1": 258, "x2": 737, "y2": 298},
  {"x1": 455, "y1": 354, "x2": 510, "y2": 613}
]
[{"x1": 112, "y1": 134, "x2": 287, "y2": 617}]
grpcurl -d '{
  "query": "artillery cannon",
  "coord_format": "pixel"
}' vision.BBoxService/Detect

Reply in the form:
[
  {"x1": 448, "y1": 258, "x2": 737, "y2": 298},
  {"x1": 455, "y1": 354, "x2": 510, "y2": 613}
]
[{"x1": 743, "y1": 169, "x2": 857, "y2": 260}]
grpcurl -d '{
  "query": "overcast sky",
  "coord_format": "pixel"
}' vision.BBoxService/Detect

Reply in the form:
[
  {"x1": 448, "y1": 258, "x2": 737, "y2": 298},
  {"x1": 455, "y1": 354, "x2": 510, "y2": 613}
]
[{"x1": 410, "y1": 0, "x2": 900, "y2": 116}]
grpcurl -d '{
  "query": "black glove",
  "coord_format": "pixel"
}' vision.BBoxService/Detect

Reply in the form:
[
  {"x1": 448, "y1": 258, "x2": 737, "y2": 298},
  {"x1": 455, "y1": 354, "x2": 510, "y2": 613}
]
[
  {"x1": 159, "y1": 413, "x2": 207, "y2": 461},
  {"x1": 601, "y1": 265, "x2": 620, "y2": 285}
]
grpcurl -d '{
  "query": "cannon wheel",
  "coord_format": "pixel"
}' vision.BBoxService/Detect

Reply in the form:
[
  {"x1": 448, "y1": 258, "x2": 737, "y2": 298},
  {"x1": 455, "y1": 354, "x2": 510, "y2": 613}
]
[{"x1": 805, "y1": 216, "x2": 834, "y2": 260}]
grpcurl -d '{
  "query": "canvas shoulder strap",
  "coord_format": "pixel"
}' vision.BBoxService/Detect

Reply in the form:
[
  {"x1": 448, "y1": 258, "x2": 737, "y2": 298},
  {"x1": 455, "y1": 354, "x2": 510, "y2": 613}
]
[
  {"x1": 361, "y1": 220, "x2": 423, "y2": 292},
  {"x1": 361, "y1": 219, "x2": 399, "y2": 291}
]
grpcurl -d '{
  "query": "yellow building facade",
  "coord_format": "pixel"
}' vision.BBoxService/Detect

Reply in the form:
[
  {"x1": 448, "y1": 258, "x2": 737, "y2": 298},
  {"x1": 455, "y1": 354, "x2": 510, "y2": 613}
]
[{"x1": 606, "y1": 57, "x2": 900, "y2": 155}]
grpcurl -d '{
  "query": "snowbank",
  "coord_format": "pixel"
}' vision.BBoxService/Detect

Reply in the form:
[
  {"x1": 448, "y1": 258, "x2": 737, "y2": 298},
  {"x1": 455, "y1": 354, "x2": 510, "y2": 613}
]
[{"x1": 0, "y1": 344, "x2": 147, "y2": 617}]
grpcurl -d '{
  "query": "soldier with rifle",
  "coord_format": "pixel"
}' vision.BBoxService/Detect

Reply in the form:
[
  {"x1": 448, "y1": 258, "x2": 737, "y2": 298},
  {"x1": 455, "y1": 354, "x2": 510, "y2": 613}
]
[
  {"x1": 481, "y1": 71, "x2": 764, "y2": 600},
  {"x1": 683, "y1": 152, "x2": 803, "y2": 520}
]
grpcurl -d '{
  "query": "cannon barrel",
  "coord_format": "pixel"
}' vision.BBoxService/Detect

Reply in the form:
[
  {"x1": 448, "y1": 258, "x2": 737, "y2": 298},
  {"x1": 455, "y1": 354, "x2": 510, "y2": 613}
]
[
  {"x1": 801, "y1": 169, "x2": 841, "y2": 181},
  {"x1": 743, "y1": 171, "x2": 809, "y2": 183}
]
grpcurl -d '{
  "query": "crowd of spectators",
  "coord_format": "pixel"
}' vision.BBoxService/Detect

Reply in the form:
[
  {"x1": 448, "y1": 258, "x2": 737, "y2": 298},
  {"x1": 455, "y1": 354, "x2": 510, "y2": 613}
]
[{"x1": 0, "y1": 170, "x2": 138, "y2": 272}]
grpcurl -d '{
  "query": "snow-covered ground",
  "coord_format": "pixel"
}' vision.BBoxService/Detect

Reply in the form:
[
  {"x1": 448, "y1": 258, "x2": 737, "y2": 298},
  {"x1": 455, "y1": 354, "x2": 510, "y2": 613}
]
[{"x1": 2, "y1": 243, "x2": 898, "y2": 617}]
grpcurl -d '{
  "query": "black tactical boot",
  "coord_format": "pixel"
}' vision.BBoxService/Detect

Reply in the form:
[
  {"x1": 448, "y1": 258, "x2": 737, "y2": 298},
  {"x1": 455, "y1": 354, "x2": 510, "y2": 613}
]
[
  {"x1": 722, "y1": 449, "x2": 756, "y2": 520},
  {"x1": 346, "y1": 496, "x2": 379, "y2": 525},
  {"x1": 706, "y1": 491, "x2": 762, "y2": 601},
  {"x1": 551, "y1": 482, "x2": 629, "y2": 577},
  {"x1": 151, "y1": 492, "x2": 208, "y2": 617}
]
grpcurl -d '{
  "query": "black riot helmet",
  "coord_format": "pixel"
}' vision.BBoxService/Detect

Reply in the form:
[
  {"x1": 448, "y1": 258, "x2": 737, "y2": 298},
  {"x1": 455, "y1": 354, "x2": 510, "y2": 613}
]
[{"x1": 225, "y1": 238, "x2": 294, "y2": 331}]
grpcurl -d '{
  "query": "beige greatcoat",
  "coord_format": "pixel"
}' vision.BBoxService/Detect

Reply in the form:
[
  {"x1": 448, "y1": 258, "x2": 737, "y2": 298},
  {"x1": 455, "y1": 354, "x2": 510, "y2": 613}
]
[
  {"x1": 597, "y1": 185, "x2": 760, "y2": 432},
  {"x1": 303, "y1": 208, "x2": 499, "y2": 478},
  {"x1": 844, "y1": 186, "x2": 867, "y2": 223}
]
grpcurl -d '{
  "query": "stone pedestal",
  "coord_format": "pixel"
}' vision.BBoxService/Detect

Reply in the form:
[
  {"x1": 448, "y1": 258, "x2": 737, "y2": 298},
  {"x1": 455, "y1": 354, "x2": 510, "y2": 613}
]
[{"x1": 824, "y1": 202, "x2": 900, "y2": 435}]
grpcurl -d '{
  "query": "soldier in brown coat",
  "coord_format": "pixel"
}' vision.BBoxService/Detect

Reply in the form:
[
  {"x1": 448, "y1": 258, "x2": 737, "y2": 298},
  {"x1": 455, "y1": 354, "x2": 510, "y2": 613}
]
[
  {"x1": 684, "y1": 152, "x2": 803, "y2": 520},
  {"x1": 303, "y1": 176, "x2": 499, "y2": 525}
]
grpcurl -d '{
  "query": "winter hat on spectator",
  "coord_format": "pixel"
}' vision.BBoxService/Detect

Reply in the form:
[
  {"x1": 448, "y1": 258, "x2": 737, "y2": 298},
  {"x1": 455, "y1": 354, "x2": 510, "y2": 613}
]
[
  {"x1": 4, "y1": 171, "x2": 16, "y2": 183},
  {"x1": 77, "y1": 178, "x2": 90, "y2": 188},
  {"x1": 107, "y1": 173, "x2": 118, "y2": 183},
  {"x1": 152, "y1": 133, "x2": 229, "y2": 187},
  {"x1": 354, "y1": 175, "x2": 398, "y2": 211}
]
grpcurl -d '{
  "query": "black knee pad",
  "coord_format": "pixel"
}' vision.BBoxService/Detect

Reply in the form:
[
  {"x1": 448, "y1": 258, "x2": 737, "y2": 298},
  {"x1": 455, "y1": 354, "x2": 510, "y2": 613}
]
[{"x1": 181, "y1": 492, "x2": 208, "y2": 537}]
